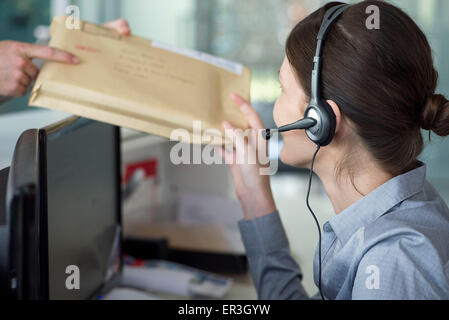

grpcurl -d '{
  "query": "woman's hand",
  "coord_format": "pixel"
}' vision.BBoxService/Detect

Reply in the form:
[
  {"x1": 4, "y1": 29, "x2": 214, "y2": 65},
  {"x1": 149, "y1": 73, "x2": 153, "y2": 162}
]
[{"x1": 216, "y1": 93, "x2": 276, "y2": 220}]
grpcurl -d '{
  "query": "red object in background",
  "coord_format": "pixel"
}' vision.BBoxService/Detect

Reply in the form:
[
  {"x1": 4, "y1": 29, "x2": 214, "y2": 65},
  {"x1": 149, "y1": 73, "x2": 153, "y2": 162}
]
[{"x1": 123, "y1": 159, "x2": 158, "y2": 185}]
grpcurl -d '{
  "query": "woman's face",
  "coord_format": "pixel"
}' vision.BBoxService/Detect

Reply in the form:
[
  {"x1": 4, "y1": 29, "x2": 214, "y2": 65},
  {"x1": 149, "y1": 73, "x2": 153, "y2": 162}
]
[{"x1": 273, "y1": 56, "x2": 318, "y2": 167}]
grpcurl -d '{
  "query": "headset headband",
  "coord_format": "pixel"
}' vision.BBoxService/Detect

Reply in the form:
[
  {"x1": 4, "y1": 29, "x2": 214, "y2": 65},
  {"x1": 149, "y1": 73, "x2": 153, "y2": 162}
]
[
  {"x1": 262, "y1": 4, "x2": 350, "y2": 142},
  {"x1": 311, "y1": 4, "x2": 350, "y2": 101}
]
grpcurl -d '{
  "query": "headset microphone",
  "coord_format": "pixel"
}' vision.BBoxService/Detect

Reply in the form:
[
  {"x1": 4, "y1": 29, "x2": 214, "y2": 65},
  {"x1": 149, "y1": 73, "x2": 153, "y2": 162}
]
[{"x1": 263, "y1": 118, "x2": 316, "y2": 140}]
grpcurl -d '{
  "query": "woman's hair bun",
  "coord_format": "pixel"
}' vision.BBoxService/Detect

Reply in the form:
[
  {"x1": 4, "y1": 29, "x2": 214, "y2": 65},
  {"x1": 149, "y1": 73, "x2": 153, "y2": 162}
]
[{"x1": 420, "y1": 94, "x2": 449, "y2": 137}]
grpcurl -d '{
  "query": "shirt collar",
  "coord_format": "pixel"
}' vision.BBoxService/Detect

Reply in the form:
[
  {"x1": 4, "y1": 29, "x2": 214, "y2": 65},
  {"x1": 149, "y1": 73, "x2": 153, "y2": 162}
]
[{"x1": 326, "y1": 163, "x2": 427, "y2": 245}]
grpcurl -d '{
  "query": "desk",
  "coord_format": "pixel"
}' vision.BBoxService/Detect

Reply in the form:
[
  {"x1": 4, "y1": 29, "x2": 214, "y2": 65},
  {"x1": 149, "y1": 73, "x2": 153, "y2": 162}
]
[{"x1": 139, "y1": 272, "x2": 257, "y2": 300}]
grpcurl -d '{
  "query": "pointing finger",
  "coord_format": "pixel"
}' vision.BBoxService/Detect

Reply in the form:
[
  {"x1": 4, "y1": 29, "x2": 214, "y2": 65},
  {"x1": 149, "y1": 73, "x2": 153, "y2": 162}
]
[{"x1": 20, "y1": 43, "x2": 79, "y2": 64}]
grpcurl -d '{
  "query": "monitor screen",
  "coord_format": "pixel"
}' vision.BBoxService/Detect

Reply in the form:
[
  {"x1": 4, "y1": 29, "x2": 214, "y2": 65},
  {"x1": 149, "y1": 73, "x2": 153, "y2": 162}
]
[{"x1": 44, "y1": 118, "x2": 121, "y2": 300}]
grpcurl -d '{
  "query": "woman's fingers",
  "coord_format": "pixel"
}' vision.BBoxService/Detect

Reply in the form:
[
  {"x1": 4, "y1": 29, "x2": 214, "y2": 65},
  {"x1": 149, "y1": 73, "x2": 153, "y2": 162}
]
[
  {"x1": 214, "y1": 146, "x2": 245, "y2": 197},
  {"x1": 222, "y1": 119, "x2": 264, "y2": 165},
  {"x1": 231, "y1": 93, "x2": 265, "y2": 130},
  {"x1": 222, "y1": 120, "x2": 245, "y2": 150},
  {"x1": 223, "y1": 120, "x2": 250, "y2": 164}
]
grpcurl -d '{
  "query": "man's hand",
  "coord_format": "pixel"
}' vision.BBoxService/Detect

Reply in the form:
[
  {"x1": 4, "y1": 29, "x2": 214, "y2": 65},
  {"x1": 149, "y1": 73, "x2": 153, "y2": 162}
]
[
  {"x1": 103, "y1": 19, "x2": 131, "y2": 36},
  {"x1": 0, "y1": 18, "x2": 130, "y2": 98},
  {"x1": 0, "y1": 41, "x2": 79, "y2": 97}
]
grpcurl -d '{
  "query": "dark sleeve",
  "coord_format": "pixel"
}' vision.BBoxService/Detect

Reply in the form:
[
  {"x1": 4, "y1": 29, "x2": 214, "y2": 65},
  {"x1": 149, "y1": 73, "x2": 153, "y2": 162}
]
[{"x1": 238, "y1": 211, "x2": 311, "y2": 300}]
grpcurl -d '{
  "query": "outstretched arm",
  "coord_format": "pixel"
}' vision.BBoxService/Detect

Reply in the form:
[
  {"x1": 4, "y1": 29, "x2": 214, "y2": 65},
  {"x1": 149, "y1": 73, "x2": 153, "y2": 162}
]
[{"x1": 239, "y1": 211, "x2": 310, "y2": 300}]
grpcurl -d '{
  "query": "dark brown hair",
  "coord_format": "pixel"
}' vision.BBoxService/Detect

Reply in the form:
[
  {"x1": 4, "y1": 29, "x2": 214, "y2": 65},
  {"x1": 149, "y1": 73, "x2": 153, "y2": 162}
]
[{"x1": 286, "y1": 0, "x2": 449, "y2": 176}]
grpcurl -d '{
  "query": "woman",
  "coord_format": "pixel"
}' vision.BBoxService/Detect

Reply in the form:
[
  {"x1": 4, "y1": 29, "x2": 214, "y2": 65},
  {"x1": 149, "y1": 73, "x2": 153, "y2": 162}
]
[{"x1": 219, "y1": 1, "x2": 449, "y2": 299}]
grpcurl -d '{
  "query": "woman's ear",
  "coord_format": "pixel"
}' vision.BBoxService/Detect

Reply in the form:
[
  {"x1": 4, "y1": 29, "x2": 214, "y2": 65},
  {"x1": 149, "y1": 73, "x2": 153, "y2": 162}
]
[{"x1": 327, "y1": 100, "x2": 342, "y2": 134}]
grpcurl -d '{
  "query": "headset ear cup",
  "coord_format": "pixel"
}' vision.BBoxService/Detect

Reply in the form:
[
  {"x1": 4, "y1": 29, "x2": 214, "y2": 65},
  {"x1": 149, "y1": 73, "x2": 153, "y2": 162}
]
[
  {"x1": 305, "y1": 101, "x2": 336, "y2": 146},
  {"x1": 318, "y1": 99, "x2": 336, "y2": 146}
]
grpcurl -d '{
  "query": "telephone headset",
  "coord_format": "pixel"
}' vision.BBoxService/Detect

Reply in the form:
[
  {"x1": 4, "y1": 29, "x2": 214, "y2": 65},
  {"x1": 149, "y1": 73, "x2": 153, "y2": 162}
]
[{"x1": 263, "y1": 3, "x2": 350, "y2": 300}]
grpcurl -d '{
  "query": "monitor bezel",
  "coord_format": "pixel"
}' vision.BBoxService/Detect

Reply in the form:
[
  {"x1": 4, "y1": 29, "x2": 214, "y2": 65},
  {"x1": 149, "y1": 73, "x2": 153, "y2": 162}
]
[
  {"x1": 39, "y1": 116, "x2": 123, "y2": 300},
  {"x1": 6, "y1": 116, "x2": 123, "y2": 300},
  {"x1": 6, "y1": 128, "x2": 45, "y2": 299}
]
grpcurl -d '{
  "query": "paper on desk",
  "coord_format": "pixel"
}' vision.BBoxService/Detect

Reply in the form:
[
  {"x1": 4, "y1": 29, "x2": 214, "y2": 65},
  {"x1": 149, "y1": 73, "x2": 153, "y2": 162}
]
[
  {"x1": 29, "y1": 16, "x2": 251, "y2": 145},
  {"x1": 102, "y1": 287, "x2": 159, "y2": 300},
  {"x1": 121, "y1": 265, "x2": 193, "y2": 297},
  {"x1": 120, "y1": 263, "x2": 232, "y2": 298}
]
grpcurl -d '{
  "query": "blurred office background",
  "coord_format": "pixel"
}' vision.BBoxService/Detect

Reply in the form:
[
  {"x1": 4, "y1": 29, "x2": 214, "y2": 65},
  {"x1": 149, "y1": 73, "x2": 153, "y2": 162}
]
[{"x1": 1, "y1": 0, "x2": 449, "y2": 296}]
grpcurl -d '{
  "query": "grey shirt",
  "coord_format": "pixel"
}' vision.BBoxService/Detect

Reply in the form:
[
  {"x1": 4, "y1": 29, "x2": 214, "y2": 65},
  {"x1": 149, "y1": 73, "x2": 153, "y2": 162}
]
[{"x1": 238, "y1": 164, "x2": 449, "y2": 300}]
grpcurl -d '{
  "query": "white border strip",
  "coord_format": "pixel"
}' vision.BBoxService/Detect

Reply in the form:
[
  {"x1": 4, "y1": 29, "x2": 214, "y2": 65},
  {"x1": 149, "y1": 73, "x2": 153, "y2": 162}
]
[{"x1": 152, "y1": 41, "x2": 243, "y2": 76}]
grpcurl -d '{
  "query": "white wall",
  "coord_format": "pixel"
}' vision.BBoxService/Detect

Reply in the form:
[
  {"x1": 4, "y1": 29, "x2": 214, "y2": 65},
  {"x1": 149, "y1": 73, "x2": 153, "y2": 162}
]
[{"x1": 119, "y1": 0, "x2": 195, "y2": 48}]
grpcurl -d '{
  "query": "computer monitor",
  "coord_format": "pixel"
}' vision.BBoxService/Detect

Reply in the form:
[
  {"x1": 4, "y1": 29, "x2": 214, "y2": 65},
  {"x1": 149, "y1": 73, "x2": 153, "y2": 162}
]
[{"x1": 0, "y1": 117, "x2": 122, "y2": 299}]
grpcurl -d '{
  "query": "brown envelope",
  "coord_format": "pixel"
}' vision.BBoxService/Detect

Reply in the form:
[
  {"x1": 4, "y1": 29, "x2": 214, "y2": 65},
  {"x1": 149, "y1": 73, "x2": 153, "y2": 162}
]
[{"x1": 29, "y1": 16, "x2": 251, "y2": 145}]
